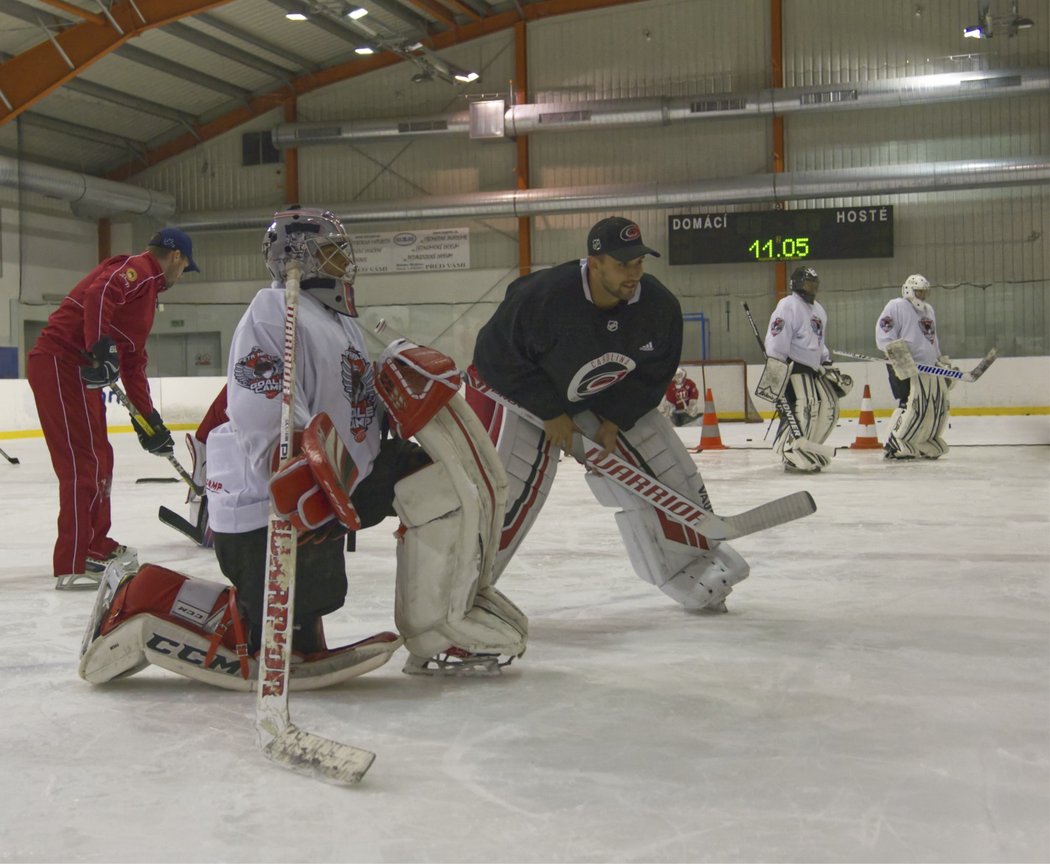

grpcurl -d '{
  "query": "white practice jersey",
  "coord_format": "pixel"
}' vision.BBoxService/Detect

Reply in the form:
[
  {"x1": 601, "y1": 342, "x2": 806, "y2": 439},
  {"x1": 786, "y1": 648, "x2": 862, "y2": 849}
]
[
  {"x1": 875, "y1": 296, "x2": 941, "y2": 364},
  {"x1": 207, "y1": 284, "x2": 383, "y2": 534},
  {"x1": 764, "y1": 292, "x2": 831, "y2": 371}
]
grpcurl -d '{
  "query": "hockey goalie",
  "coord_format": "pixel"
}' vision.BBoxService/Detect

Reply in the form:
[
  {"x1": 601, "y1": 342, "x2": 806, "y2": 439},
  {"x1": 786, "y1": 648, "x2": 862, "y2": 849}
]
[{"x1": 80, "y1": 207, "x2": 526, "y2": 688}]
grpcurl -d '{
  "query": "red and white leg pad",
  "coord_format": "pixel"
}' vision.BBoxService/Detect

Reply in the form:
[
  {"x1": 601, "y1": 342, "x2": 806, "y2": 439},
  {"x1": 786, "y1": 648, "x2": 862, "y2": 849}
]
[
  {"x1": 393, "y1": 394, "x2": 527, "y2": 662},
  {"x1": 79, "y1": 563, "x2": 401, "y2": 690}
]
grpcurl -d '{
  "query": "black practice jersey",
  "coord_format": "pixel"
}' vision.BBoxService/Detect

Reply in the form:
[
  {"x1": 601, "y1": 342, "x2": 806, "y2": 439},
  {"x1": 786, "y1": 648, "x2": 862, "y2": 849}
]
[{"x1": 473, "y1": 259, "x2": 683, "y2": 431}]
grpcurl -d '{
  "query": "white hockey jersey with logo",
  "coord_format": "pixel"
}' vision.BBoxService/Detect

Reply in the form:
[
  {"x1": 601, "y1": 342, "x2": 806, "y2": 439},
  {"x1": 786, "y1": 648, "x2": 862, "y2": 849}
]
[
  {"x1": 764, "y1": 292, "x2": 831, "y2": 371},
  {"x1": 207, "y1": 285, "x2": 382, "y2": 534},
  {"x1": 875, "y1": 296, "x2": 941, "y2": 365}
]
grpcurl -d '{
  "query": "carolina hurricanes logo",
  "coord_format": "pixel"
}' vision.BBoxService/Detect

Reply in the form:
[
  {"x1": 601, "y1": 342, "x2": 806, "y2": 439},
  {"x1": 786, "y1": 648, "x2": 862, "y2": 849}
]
[
  {"x1": 619, "y1": 223, "x2": 641, "y2": 242},
  {"x1": 920, "y1": 317, "x2": 936, "y2": 342},
  {"x1": 566, "y1": 352, "x2": 636, "y2": 402},
  {"x1": 233, "y1": 346, "x2": 282, "y2": 398},
  {"x1": 770, "y1": 317, "x2": 785, "y2": 336},
  {"x1": 810, "y1": 316, "x2": 824, "y2": 338},
  {"x1": 879, "y1": 315, "x2": 895, "y2": 333},
  {"x1": 340, "y1": 345, "x2": 376, "y2": 441}
]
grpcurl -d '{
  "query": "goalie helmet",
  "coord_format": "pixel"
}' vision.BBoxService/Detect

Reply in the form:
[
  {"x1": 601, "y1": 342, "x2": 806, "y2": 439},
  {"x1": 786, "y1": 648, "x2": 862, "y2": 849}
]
[
  {"x1": 789, "y1": 266, "x2": 819, "y2": 303},
  {"x1": 263, "y1": 207, "x2": 359, "y2": 317},
  {"x1": 902, "y1": 274, "x2": 930, "y2": 311},
  {"x1": 674, "y1": 367, "x2": 686, "y2": 384}
]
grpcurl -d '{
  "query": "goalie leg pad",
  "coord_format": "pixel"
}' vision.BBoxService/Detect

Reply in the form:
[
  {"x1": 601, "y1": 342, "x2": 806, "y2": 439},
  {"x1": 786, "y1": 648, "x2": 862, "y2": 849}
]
[
  {"x1": 887, "y1": 375, "x2": 951, "y2": 459},
  {"x1": 775, "y1": 373, "x2": 837, "y2": 470},
  {"x1": 581, "y1": 410, "x2": 749, "y2": 609},
  {"x1": 393, "y1": 398, "x2": 527, "y2": 660},
  {"x1": 467, "y1": 387, "x2": 560, "y2": 583},
  {"x1": 79, "y1": 564, "x2": 400, "y2": 690}
]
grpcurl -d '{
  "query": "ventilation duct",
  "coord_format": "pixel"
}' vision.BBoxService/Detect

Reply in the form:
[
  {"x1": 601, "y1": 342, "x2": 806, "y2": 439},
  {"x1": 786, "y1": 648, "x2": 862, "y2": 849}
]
[
  {"x1": 174, "y1": 158, "x2": 1050, "y2": 231},
  {"x1": 271, "y1": 68, "x2": 1049, "y2": 147},
  {"x1": 0, "y1": 154, "x2": 175, "y2": 219}
]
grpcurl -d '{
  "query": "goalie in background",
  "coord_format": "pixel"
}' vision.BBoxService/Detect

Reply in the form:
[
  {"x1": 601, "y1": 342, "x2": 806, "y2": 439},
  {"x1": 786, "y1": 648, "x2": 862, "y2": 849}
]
[
  {"x1": 875, "y1": 275, "x2": 953, "y2": 460},
  {"x1": 80, "y1": 207, "x2": 526, "y2": 690},
  {"x1": 758, "y1": 266, "x2": 852, "y2": 473},
  {"x1": 467, "y1": 216, "x2": 749, "y2": 614},
  {"x1": 658, "y1": 367, "x2": 701, "y2": 427}
]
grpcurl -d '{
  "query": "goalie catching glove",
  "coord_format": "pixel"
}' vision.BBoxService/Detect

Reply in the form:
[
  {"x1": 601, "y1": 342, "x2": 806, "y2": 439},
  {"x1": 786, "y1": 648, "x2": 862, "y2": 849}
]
[
  {"x1": 269, "y1": 412, "x2": 361, "y2": 544},
  {"x1": 374, "y1": 338, "x2": 461, "y2": 439}
]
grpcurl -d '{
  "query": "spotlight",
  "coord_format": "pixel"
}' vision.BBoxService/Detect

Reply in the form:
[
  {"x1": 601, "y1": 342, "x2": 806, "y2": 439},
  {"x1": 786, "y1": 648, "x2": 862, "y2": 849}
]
[
  {"x1": 347, "y1": 7, "x2": 368, "y2": 19},
  {"x1": 453, "y1": 71, "x2": 480, "y2": 84},
  {"x1": 285, "y1": 11, "x2": 308, "y2": 21}
]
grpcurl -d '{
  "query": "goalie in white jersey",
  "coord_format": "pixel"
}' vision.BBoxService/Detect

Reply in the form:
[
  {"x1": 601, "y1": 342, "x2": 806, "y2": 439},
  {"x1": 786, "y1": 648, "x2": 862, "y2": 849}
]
[
  {"x1": 875, "y1": 274, "x2": 954, "y2": 460},
  {"x1": 79, "y1": 207, "x2": 526, "y2": 688},
  {"x1": 757, "y1": 267, "x2": 852, "y2": 473}
]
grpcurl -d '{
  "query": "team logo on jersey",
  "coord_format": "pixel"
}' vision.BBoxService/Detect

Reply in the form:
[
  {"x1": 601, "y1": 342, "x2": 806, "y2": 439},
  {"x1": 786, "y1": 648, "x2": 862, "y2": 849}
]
[
  {"x1": 770, "y1": 317, "x2": 785, "y2": 336},
  {"x1": 607, "y1": 320, "x2": 619, "y2": 332},
  {"x1": 233, "y1": 346, "x2": 283, "y2": 398},
  {"x1": 340, "y1": 345, "x2": 377, "y2": 442},
  {"x1": 920, "y1": 317, "x2": 935, "y2": 343},
  {"x1": 123, "y1": 267, "x2": 138, "y2": 283},
  {"x1": 565, "y1": 352, "x2": 636, "y2": 402},
  {"x1": 810, "y1": 316, "x2": 824, "y2": 337},
  {"x1": 879, "y1": 315, "x2": 895, "y2": 332}
]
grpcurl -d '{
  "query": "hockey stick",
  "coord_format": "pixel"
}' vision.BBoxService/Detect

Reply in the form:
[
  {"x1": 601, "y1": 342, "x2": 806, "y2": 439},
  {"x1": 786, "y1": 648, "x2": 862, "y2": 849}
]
[
  {"x1": 464, "y1": 366, "x2": 816, "y2": 542},
  {"x1": 0, "y1": 445, "x2": 19, "y2": 465},
  {"x1": 741, "y1": 303, "x2": 834, "y2": 460},
  {"x1": 255, "y1": 260, "x2": 375, "y2": 786},
  {"x1": 158, "y1": 504, "x2": 208, "y2": 546},
  {"x1": 833, "y1": 346, "x2": 999, "y2": 383},
  {"x1": 107, "y1": 383, "x2": 204, "y2": 496}
]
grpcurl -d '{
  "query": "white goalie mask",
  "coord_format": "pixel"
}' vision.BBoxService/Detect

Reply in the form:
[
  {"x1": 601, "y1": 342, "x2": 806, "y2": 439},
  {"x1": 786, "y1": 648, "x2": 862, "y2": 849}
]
[
  {"x1": 674, "y1": 367, "x2": 686, "y2": 384},
  {"x1": 263, "y1": 207, "x2": 359, "y2": 317},
  {"x1": 902, "y1": 274, "x2": 930, "y2": 311}
]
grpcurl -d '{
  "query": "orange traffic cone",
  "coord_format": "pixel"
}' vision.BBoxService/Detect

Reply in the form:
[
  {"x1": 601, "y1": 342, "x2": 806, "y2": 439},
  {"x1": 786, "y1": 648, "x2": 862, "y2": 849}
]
[
  {"x1": 850, "y1": 384, "x2": 882, "y2": 450},
  {"x1": 694, "y1": 388, "x2": 728, "y2": 452}
]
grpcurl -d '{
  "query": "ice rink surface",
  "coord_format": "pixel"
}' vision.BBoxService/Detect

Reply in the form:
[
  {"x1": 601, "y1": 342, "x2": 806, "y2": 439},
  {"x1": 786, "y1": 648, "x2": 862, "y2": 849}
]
[{"x1": 1, "y1": 413, "x2": 1047, "y2": 864}]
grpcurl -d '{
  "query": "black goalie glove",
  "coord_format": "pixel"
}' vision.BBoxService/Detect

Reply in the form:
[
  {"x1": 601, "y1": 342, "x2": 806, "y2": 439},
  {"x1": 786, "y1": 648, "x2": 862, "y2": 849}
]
[
  {"x1": 132, "y1": 410, "x2": 175, "y2": 456},
  {"x1": 80, "y1": 337, "x2": 119, "y2": 389}
]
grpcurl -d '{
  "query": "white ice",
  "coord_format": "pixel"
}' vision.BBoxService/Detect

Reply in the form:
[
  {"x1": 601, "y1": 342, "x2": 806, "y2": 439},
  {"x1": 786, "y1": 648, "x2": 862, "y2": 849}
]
[{"x1": 1, "y1": 414, "x2": 1047, "y2": 863}]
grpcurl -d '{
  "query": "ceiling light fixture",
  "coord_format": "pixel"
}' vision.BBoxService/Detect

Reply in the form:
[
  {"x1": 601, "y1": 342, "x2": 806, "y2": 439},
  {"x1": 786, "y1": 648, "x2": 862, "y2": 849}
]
[
  {"x1": 285, "y1": 11, "x2": 308, "y2": 21},
  {"x1": 355, "y1": 46, "x2": 374, "y2": 55},
  {"x1": 347, "y1": 7, "x2": 368, "y2": 19}
]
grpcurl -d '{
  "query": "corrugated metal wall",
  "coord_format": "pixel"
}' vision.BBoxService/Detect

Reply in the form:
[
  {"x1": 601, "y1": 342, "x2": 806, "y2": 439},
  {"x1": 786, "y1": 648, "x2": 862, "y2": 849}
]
[{"x1": 116, "y1": 0, "x2": 1047, "y2": 369}]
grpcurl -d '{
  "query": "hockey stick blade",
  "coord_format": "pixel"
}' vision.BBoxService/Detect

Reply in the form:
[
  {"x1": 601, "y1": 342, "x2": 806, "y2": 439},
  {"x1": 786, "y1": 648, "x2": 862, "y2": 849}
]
[
  {"x1": 158, "y1": 505, "x2": 205, "y2": 545},
  {"x1": 0, "y1": 446, "x2": 19, "y2": 464},
  {"x1": 263, "y1": 723, "x2": 375, "y2": 786}
]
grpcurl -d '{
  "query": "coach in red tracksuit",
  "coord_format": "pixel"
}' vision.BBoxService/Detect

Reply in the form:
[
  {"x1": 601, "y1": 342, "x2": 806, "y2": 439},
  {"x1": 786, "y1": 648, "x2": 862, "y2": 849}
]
[{"x1": 27, "y1": 228, "x2": 198, "y2": 588}]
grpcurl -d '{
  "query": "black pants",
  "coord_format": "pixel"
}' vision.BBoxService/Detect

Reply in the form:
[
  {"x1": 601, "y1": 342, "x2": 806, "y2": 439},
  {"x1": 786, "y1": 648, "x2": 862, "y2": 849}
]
[
  {"x1": 886, "y1": 364, "x2": 911, "y2": 407},
  {"x1": 213, "y1": 436, "x2": 431, "y2": 642}
]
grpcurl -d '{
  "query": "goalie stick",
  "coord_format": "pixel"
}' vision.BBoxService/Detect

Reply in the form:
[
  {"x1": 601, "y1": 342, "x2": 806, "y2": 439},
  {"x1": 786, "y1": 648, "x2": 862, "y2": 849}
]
[
  {"x1": 107, "y1": 383, "x2": 204, "y2": 496},
  {"x1": 741, "y1": 302, "x2": 834, "y2": 460},
  {"x1": 0, "y1": 445, "x2": 19, "y2": 465},
  {"x1": 158, "y1": 504, "x2": 209, "y2": 546},
  {"x1": 462, "y1": 365, "x2": 816, "y2": 542},
  {"x1": 254, "y1": 260, "x2": 375, "y2": 786},
  {"x1": 833, "y1": 346, "x2": 999, "y2": 383}
]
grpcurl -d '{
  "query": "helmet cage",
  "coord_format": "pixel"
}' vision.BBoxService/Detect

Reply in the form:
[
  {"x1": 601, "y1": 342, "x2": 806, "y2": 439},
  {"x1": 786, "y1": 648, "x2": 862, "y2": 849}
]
[
  {"x1": 263, "y1": 208, "x2": 359, "y2": 316},
  {"x1": 902, "y1": 274, "x2": 930, "y2": 310},
  {"x1": 790, "y1": 266, "x2": 820, "y2": 301}
]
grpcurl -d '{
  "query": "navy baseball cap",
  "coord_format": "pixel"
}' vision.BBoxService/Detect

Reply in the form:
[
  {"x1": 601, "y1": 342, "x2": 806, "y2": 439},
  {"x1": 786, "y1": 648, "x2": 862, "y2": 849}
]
[
  {"x1": 586, "y1": 217, "x2": 661, "y2": 262},
  {"x1": 149, "y1": 227, "x2": 199, "y2": 272}
]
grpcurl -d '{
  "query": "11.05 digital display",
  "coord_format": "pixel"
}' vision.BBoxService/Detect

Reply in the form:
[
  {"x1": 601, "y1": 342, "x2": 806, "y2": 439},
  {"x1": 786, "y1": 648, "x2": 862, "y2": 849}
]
[{"x1": 668, "y1": 206, "x2": 894, "y2": 265}]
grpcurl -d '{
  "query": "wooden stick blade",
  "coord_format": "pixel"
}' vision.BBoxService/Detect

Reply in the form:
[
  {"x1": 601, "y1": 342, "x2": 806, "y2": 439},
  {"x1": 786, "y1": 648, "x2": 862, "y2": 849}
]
[{"x1": 263, "y1": 723, "x2": 376, "y2": 786}]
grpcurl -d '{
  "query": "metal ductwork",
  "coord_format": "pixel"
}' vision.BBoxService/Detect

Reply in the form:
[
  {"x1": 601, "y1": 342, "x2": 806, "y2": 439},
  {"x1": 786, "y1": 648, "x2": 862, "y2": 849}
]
[
  {"x1": 174, "y1": 158, "x2": 1050, "y2": 231},
  {"x1": 272, "y1": 68, "x2": 1050, "y2": 147},
  {"x1": 0, "y1": 154, "x2": 176, "y2": 219}
]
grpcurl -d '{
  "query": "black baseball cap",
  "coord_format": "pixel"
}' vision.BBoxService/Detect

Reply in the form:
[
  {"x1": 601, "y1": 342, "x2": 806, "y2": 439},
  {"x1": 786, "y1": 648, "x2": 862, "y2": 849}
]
[
  {"x1": 148, "y1": 227, "x2": 199, "y2": 272},
  {"x1": 586, "y1": 217, "x2": 661, "y2": 262}
]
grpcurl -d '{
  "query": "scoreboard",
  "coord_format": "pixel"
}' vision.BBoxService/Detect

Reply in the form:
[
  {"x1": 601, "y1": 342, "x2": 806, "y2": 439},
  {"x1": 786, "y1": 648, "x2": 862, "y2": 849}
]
[{"x1": 668, "y1": 206, "x2": 894, "y2": 264}]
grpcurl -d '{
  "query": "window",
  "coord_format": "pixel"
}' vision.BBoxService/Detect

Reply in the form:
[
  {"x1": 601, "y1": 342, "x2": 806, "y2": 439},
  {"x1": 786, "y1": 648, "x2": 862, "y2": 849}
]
[{"x1": 242, "y1": 131, "x2": 281, "y2": 167}]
